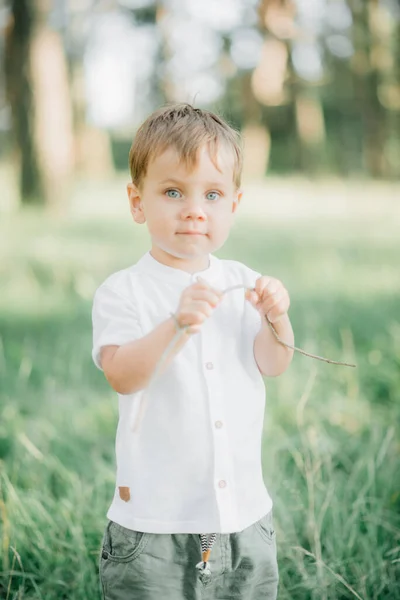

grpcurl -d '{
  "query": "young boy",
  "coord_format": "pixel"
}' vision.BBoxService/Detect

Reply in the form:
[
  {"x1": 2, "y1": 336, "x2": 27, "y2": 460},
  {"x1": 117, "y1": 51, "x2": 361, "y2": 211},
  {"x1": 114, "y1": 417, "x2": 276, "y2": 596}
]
[{"x1": 92, "y1": 103, "x2": 294, "y2": 600}]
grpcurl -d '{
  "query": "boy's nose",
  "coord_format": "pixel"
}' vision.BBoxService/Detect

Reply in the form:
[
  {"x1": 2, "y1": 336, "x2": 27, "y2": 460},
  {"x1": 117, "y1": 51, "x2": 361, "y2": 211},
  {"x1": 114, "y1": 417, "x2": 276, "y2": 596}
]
[{"x1": 181, "y1": 201, "x2": 207, "y2": 220}]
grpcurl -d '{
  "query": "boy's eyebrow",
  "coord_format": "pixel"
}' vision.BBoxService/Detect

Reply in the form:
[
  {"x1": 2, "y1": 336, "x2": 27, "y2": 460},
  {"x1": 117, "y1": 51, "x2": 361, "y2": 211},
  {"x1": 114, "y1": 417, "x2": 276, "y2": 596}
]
[
  {"x1": 158, "y1": 178, "x2": 184, "y2": 186},
  {"x1": 158, "y1": 178, "x2": 228, "y2": 188}
]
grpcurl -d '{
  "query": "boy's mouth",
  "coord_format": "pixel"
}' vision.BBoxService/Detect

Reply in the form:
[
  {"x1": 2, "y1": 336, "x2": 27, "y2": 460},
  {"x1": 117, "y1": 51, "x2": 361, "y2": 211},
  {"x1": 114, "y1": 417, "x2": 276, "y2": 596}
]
[{"x1": 177, "y1": 231, "x2": 206, "y2": 236}]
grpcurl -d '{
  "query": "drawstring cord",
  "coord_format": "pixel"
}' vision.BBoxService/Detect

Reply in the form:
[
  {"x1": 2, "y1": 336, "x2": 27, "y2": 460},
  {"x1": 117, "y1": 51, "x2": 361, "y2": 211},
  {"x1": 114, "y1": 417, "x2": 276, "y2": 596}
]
[
  {"x1": 128, "y1": 281, "x2": 356, "y2": 581},
  {"x1": 196, "y1": 533, "x2": 217, "y2": 583}
]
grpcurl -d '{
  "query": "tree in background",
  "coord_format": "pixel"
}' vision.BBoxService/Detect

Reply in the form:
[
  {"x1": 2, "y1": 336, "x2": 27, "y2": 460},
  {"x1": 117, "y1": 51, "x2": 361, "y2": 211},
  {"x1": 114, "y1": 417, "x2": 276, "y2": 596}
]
[
  {"x1": 4, "y1": 0, "x2": 74, "y2": 208},
  {"x1": 1, "y1": 0, "x2": 400, "y2": 208},
  {"x1": 349, "y1": 0, "x2": 400, "y2": 178},
  {"x1": 4, "y1": 0, "x2": 42, "y2": 205}
]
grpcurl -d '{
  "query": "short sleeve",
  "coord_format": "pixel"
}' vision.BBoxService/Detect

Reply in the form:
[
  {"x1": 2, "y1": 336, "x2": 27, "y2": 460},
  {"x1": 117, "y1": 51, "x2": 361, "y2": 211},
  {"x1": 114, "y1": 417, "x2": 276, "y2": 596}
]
[{"x1": 92, "y1": 284, "x2": 143, "y2": 370}]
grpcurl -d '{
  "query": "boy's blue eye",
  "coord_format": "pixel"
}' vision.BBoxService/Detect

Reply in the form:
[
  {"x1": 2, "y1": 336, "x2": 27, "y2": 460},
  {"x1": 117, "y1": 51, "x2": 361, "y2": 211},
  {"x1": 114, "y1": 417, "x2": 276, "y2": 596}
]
[
  {"x1": 206, "y1": 191, "x2": 220, "y2": 201},
  {"x1": 166, "y1": 189, "x2": 181, "y2": 199}
]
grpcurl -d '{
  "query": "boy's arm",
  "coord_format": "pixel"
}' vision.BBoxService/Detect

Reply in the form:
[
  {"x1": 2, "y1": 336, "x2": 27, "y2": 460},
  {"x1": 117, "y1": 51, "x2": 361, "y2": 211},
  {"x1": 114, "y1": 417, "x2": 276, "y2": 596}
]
[
  {"x1": 254, "y1": 313, "x2": 294, "y2": 377},
  {"x1": 95, "y1": 279, "x2": 222, "y2": 395},
  {"x1": 100, "y1": 317, "x2": 191, "y2": 395}
]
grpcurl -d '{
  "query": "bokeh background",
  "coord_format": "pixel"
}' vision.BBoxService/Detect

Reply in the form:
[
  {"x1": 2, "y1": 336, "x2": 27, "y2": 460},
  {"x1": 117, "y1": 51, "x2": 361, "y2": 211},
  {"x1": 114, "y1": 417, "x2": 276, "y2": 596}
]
[{"x1": 0, "y1": 1, "x2": 399, "y2": 599}]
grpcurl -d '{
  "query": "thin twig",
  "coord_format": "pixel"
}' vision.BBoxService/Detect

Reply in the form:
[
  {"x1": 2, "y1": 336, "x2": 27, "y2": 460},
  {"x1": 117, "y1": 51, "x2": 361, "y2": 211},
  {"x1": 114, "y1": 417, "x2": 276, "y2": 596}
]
[
  {"x1": 226, "y1": 284, "x2": 356, "y2": 368},
  {"x1": 264, "y1": 315, "x2": 356, "y2": 367},
  {"x1": 131, "y1": 282, "x2": 356, "y2": 433}
]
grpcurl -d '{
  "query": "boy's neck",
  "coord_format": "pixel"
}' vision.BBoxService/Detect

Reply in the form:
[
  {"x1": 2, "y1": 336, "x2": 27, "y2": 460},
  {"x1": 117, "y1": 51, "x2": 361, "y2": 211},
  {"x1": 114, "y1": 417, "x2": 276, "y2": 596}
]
[{"x1": 150, "y1": 246, "x2": 210, "y2": 274}]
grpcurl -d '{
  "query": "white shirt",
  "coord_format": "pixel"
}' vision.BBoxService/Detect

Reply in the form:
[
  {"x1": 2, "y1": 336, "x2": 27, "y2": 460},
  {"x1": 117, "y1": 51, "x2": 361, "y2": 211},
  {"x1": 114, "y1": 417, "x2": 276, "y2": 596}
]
[{"x1": 92, "y1": 251, "x2": 273, "y2": 534}]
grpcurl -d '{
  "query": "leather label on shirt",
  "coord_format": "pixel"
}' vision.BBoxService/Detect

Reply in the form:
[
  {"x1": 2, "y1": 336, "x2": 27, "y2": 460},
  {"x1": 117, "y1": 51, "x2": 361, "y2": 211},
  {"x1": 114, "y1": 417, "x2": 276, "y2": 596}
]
[{"x1": 118, "y1": 486, "x2": 131, "y2": 502}]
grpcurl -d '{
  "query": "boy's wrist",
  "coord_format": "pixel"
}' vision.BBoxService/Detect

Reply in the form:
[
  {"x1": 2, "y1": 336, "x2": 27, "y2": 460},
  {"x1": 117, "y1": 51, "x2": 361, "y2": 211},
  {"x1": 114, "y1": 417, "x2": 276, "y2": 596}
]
[
  {"x1": 170, "y1": 313, "x2": 190, "y2": 334},
  {"x1": 170, "y1": 312, "x2": 182, "y2": 331},
  {"x1": 170, "y1": 313, "x2": 198, "y2": 337}
]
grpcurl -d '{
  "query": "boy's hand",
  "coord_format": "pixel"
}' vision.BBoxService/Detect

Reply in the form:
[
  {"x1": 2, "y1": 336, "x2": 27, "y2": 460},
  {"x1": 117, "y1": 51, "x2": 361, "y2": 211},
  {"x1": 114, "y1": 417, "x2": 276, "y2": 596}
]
[
  {"x1": 175, "y1": 278, "x2": 223, "y2": 334},
  {"x1": 245, "y1": 276, "x2": 290, "y2": 324}
]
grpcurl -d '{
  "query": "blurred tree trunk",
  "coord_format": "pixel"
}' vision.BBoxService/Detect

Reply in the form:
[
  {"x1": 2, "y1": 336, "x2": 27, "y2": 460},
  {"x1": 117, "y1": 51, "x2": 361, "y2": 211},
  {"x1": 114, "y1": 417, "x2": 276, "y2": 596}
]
[
  {"x1": 155, "y1": 1, "x2": 173, "y2": 102},
  {"x1": 238, "y1": 1, "x2": 276, "y2": 180},
  {"x1": 294, "y1": 88, "x2": 326, "y2": 175},
  {"x1": 393, "y1": 21, "x2": 400, "y2": 179},
  {"x1": 327, "y1": 53, "x2": 358, "y2": 177},
  {"x1": 350, "y1": 0, "x2": 387, "y2": 177},
  {"x1": 4, "y1": 0, "x2": 43, "y2": 205},
  {"x1": 71, "y1": 61, "x2": 114, "y2": 178},
  {"x1": 30, "y1": 0, "x2": 74, "y2": 209},
  {"x1": 257, "y1": 0, "x2": 326, "y2": 175},
  {"x1": 4, "y1": 0, "x2": 74, "y2": 208},
  {"x1": 240, "y1": 71, "x2": 271, "y2": 179},
  {"x1": 283, "y1": 8, "x2": 326, "y2": 174},
  {"x1": 287, "y1": 50, "x2": 312, "y2": 173},
  {"x1": 369, "y1": 3, "x2": 400, "y2": 179}
]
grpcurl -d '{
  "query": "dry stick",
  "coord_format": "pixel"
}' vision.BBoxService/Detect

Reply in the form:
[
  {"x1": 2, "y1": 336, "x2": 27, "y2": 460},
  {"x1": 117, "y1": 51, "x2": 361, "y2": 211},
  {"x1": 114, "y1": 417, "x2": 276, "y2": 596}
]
[
  {"x1": 225, "y1": 284, "x2": 356, "y2": 368},
  {"x1": 131, "y1": 283, "x2": 356, "y2": 433},
  {"x1": 264, "y1": 315, "x2": 356, "y2": 367}
]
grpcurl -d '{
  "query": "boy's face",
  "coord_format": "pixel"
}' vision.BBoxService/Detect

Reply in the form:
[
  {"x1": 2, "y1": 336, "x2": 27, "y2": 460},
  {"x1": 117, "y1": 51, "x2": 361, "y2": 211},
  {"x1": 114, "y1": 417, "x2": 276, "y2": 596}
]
[{"x1": 127, "y1": 144, "x2": 242, "y2": 272}]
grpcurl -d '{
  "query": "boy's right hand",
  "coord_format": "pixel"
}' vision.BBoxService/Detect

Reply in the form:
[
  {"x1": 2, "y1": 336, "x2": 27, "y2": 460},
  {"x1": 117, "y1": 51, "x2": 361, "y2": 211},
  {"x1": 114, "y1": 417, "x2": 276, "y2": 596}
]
[{"x1": 174, "y1": 278, "x2": 223, "y2": 334}]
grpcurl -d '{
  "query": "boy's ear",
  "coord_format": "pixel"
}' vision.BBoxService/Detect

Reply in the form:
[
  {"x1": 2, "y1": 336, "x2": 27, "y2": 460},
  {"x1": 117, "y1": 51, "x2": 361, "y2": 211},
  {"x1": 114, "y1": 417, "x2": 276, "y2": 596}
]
[
  {"x1": 232, "y1": 189, "x2": 243, "y2": 213},
  {"x1": 127, "y1": 183, "x2": 146, "y2": 224}
]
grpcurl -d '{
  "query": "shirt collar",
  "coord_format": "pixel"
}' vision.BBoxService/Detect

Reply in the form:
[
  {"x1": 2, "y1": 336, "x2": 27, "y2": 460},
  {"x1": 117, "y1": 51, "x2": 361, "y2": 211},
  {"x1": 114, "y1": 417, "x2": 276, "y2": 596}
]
[{"x1": 136, "y1": 251, "x2": 223, "y2": 287}]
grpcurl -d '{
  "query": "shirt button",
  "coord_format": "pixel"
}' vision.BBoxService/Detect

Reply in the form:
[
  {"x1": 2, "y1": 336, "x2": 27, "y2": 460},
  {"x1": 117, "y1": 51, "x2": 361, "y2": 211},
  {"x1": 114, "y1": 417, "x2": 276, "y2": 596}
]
[
  {"x1": 205, "y1": 362, "x2": 214, "y2": 370},
  {"x1": 215, "y1": 420, "x2": 223, "y2": 429},
  {"x1": 218, "y1": 480, "x2": 227, "y2": 489}
]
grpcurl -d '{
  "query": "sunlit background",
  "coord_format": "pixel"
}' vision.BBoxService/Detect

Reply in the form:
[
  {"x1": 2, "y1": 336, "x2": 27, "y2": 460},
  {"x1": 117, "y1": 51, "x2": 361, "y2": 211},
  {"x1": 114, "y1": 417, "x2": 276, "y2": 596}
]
[
  {"x1": 0, "y1": 1, "x2": 399, "y2": 599},
  {"x1": 1, "y1": 0, "x2": 400, "y2": 208}
]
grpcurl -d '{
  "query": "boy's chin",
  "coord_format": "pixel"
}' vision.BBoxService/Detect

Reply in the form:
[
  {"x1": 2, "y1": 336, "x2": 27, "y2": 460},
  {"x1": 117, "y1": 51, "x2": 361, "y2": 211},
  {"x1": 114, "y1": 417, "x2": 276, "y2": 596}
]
[
  {"x1": 152, "y1": 243, "x2": 200, "y2": 260},
  {"x1": 158, "y1": 242, "x2": 210, "y2": 259},
  {"x1": 171, "y1": 249, "x2": 208, "y2": 261}
]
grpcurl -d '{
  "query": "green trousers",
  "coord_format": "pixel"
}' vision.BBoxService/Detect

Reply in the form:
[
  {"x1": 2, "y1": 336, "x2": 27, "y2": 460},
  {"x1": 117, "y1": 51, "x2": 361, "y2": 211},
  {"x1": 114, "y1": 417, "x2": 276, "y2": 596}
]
[{"x1": 98, "y1": 511, "x2": 279, "y2": 600}]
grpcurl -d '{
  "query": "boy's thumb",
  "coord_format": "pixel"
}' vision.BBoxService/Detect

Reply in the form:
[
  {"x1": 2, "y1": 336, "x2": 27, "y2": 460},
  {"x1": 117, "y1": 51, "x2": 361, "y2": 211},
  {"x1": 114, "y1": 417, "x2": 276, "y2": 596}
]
[
  {"x1": 245, "y1": 289, "x2": 258, "y2": 305},
  {"x1": 196, "y1": 276, "x2": 209, "y2": 287}
]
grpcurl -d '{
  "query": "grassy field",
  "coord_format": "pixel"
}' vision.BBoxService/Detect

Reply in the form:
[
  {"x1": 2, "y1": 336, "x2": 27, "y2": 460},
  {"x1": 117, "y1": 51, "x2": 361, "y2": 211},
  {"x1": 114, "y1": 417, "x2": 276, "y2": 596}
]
[{"x1": 0, "y1": 177, "x2": 399, "y2": 599}]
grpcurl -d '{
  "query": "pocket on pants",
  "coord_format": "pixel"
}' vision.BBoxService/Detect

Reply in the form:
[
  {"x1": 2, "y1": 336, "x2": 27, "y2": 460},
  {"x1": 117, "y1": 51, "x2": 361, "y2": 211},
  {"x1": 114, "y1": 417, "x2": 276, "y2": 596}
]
[
  {"x1": 254, "y1": 511, "x2": 276, "y2": 545},
  {"x1": 101, "y1": 520, "x2": 151, "y2": 563}
]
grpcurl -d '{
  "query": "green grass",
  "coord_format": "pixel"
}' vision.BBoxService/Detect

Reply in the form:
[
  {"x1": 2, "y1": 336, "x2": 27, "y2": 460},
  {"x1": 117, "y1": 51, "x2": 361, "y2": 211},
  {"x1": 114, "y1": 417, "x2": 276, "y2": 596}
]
[{"x1": 0, "y1": 178, "x2": 399, "y2": 599}]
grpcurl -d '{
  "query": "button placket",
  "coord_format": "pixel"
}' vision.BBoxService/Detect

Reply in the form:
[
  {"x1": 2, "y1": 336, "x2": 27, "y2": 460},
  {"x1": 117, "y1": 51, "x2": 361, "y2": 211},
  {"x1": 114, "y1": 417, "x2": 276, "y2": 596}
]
[{"x1": 201, "y1": 327, "x2": 239, "y2": 530}]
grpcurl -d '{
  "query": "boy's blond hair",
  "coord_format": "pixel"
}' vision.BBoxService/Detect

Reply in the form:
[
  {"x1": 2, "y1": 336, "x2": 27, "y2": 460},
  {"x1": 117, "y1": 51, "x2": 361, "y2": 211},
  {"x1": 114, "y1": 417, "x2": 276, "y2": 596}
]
[{"x1": 129, "y1": 104, "x2": 242, "y2": 189}]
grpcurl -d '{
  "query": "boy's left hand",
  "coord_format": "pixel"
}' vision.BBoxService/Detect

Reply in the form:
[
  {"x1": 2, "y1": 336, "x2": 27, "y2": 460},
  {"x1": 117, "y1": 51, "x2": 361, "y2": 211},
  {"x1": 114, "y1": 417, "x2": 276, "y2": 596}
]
[{"x1": 245, "y1": 276, "x2": 290, "y2": 324}]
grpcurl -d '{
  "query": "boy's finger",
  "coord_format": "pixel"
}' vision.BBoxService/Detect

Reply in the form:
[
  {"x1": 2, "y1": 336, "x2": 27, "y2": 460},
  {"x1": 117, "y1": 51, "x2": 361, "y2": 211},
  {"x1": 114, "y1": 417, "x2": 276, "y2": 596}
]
[
  {"x1": 262, "y1": 289, "x2": 286, "y2": 314},
  {"x1": 196, "y1": 276, "x2": 211, "y2": 287},
  {"x1": 195, "y1": 279, "x2": 223, "y2": 297},
  {"x1": 245, "y1": 290, "x2": 260, "y2": 305},
  {"x1": 192, "y1": 290, "x2": 223, "y2": 307},
  {"x1": 255, "y1": 277, "x2": 272, "y2": 295},
  {"x1": 196, "y1": 277, "x2": 223, "y2": 297}
]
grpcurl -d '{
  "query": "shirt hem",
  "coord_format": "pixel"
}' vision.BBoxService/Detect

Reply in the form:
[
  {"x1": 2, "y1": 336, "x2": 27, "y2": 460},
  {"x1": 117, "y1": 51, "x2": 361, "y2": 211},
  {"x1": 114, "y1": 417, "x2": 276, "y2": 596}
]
[{"x1": 106, "y1": 497, "x2": 273, "y2": 534}]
